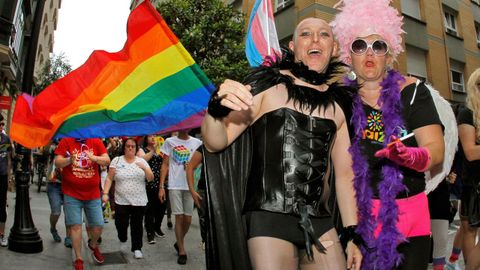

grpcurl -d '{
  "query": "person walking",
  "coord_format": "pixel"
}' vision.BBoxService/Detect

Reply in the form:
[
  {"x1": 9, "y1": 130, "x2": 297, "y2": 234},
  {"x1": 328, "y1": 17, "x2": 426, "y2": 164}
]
[
  {"x1": 159, "y1": 130, "x2": 202, "y2": 265},
  {"x1": 457, "y1": 68, "x2": 480, "y2": 270},
  {"x1": 54, "y1": 138, "x2": 110, "y2": 270},
  {"x1": 185, "y1": 144, "x2": 207, "y2": 250},
  {"x1": 102, "y1": 137, "x2": 153, "y2": 259},
  {"x1": 137, "y1": 135, "x2": 166, "y2": 244},
  {"x1": 331, "y1": 0, "x2": 445, "y2": 269},
  {"x1": 201, "y1": 17, "x2": 362, "y2": 270},
  {"x1": 0, "y1": 123, "x2": 12, "y2": 247}
]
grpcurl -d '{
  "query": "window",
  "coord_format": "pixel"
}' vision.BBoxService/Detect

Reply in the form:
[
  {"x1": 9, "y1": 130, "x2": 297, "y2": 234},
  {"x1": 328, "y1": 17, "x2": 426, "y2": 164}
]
[
  {"x1": 275, "y1": 0, "x2": 293, "y2": 11},
  {"x1": 11, "y1": 6, "x2": 24, "y2": 58},
  {"x1": 406, "y1": 45, "x2": 427, "y2": 80},
  {"x1": 476, "y1": 22, "x2": 480, "y2": 47},
  {"x1": 401, "y1": 0, "x2": 421, "y2": 20},
  {"x1": 450, "y1": 60, "x2": 465, "y2": 92},
  {"x1": 444, "y1": 8, "x2": 458, "y2": 35}
]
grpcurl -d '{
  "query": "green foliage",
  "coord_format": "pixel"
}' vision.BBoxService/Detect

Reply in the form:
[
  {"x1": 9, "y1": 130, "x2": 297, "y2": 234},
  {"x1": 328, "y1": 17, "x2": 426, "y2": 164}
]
[
  {"x1": 33, "y1": 53, "x2": 72, "y2": 96},
  {"x1": 156, "y1": 0, "x2": 249, "y2": 86}
]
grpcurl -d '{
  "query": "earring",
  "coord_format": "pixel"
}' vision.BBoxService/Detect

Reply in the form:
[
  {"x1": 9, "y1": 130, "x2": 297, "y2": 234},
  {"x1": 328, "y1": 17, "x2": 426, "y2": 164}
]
[{"x1": 347, "y1": 70, "x2": 357, "y2": 81}]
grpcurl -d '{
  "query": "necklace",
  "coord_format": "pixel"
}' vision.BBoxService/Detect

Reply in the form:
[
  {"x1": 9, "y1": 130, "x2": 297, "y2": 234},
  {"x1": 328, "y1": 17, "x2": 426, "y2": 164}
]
[
  {"x1": 346, "y1": 70, "x2": 407, "y2": 270},
  {"x1": 361, "y1": 99, "x2": 380, "y2": 109}
]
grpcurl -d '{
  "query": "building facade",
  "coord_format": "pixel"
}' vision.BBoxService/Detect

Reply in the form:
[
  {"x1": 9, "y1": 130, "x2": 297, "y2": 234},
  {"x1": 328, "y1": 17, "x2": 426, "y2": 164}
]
[
  {"x1": 35, "y1": 0, "x2": 61, "y2": 79},
  {"x1": 0, "y1": 0, "x2": 60, "y2": 129},
  {"x1": 241, "y1": 0, "x2": 480, "y2": 104},
  {"x1": 130, "y1": 0, "x2": 160, "y2": 10}
]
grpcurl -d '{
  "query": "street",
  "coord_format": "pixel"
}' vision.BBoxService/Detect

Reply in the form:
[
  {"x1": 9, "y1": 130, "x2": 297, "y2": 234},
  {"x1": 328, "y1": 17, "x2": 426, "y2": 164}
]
[
  {"x1": 0, "y1": 182, "x2": 467, "y2": 269},
  {"x1": 0, "y1": 183, "x2": 206, "y2": 270}
]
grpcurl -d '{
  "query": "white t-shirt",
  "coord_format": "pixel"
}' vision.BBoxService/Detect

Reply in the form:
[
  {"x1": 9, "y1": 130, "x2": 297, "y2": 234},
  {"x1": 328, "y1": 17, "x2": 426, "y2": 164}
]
[
  {"x1": 110, "y1": 156, "x2": 151, "y2": 206},
  {"x1": 161, "y1": 136, "x2": 202, "y2": 190}
]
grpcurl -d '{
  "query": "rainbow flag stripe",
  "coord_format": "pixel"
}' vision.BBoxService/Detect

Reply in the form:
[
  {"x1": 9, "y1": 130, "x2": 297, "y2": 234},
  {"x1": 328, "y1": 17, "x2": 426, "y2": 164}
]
[{"x1": 11, "y1": 1, "x2": 214, "y2": 148}]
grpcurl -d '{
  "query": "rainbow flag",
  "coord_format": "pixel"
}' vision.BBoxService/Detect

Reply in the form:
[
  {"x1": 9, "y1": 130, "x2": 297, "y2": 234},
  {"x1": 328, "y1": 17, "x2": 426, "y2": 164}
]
[
  {"x1": 245, "y1": 0, "x2": 280, "y2": 67},
  {"x1": 11, "y1": 1, "x2": 215, "y2": 148}
]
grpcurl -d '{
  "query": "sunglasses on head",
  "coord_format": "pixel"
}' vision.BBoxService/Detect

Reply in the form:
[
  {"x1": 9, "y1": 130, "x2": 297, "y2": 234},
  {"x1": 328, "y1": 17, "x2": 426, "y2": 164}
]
[{"x1": 350, "y1": 39, "x2": 389, "y2": 56}]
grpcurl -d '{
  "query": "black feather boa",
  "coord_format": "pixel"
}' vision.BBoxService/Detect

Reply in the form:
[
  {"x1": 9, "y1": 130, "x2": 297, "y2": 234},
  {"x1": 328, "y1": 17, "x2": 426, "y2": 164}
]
[{"x1": 242, "y1": 48, "x2": 355, "y2": 115}]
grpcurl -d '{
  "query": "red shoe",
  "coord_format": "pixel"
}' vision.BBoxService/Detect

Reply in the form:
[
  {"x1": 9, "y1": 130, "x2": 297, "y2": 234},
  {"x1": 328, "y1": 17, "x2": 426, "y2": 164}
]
[
  {"x1": 88, "y1": 243, "x2": 105, "y2": 264},
  {"x1": 74, "y1": 259, "x2": 83, "y2": 270}
]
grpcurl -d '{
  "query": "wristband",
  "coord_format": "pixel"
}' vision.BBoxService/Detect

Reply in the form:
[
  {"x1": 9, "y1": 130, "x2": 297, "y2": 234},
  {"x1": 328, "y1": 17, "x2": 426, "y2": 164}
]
[
  {"x1": 338, "y1": 225, "x2": 366, "y2": 249},
  {"x1": 207, "y1": 88, "x2": 232, "y2": 119}
]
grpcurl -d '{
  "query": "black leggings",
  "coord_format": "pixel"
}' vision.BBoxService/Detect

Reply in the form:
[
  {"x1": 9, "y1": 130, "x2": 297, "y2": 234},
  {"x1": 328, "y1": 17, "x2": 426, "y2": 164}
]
[
  {"x1": 115, "y1": 204, "x2": 145, "y2": 252},
  {"x1": 144, "y1": 187, "x2": 167, "y2": 235},
  {"x1": 0, "y1": 175, "x2": 8, "y2": 223},
  {"x1": 395, "y1": 235, "x2": 431, "y2": 270}
]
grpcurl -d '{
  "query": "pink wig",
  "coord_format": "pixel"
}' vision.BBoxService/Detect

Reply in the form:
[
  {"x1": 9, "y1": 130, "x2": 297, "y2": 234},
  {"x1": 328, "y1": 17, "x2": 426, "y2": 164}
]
[{"x1": 330, "y1": 0, "x2": 405, "y2": 64}]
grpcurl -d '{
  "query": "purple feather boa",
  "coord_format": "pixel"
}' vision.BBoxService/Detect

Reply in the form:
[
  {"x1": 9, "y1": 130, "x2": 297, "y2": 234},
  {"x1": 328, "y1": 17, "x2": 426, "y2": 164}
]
[{"x1": 346, "y1": 70, "x2": 407, "y2": 270}]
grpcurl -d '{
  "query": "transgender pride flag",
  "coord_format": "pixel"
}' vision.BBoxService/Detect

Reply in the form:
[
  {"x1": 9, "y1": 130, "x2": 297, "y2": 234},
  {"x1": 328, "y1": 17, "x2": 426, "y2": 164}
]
[{"x1": 245, "y1": 0, "x2": 281, "y2": 67}]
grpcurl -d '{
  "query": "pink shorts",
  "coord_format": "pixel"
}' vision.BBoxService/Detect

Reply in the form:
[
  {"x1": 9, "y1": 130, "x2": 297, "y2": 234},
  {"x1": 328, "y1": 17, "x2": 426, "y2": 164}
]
[{"x1": 372, "y1": 192, "x2": 430, "y2": 238}]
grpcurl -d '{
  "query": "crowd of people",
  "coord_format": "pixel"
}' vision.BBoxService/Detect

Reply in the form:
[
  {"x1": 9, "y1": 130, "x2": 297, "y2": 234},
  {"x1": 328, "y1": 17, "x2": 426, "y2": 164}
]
[{"x1": 1, "y1": 0, "x2": 480, "y2": 270}]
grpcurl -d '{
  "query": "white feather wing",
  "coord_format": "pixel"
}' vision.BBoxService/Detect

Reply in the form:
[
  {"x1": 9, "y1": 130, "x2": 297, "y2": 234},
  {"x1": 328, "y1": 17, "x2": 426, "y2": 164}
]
[{"x1": 424, "y1": 83, "x2": 458, "y2": 194}]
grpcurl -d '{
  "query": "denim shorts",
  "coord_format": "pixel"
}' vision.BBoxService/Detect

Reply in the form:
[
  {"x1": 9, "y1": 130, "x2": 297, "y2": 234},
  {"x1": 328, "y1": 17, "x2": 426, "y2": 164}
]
[
  {"x1": 47, "y1": 182, "x2": 63, "y2": 215},
  {"x1": 64, "y1": 194, "x2": 104, "y2": 227}
]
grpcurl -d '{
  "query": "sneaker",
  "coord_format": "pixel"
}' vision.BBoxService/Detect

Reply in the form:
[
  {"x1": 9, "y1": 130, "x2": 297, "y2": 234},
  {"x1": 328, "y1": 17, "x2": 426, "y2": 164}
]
[
  {"x1": 88, "y1": 243, "x2": 105, "y2": 264},
  {"x1": 133, "y1": 250, "x2": 143, "y2": 259},
  {"x1": 155, "y1": 229, "x2": 165, "y2": 238},
  {"x1": 177, "y1": 254, "x2": 187, "y2": 265},
  {"x1": 50, "y1": 229, "x2": 61, "y2": 243},
  {"x1": 0, "y1": 235, "x2": 7, "y2": 247},
  {"x1": 445, "y1": 261, "x2": 461, "y2": 270},
  {"x1": 74, "y1": 259, "x2": 83, "y2": 270},
  {"x1": 147, "y1": 234, "x2": 156, "y2": 244},
  {"x1": 64, "y1": 237, "x2": 72, "y2": 248},
  {"x1": 88, "y1": 237, "x2": 102, "y2": 246},
  {"x1": 167, "y1": 220, "x2": 173, "y2": 229},
  {"x1": 174, "y1": 242, "x2": 179, "y2": 255}
]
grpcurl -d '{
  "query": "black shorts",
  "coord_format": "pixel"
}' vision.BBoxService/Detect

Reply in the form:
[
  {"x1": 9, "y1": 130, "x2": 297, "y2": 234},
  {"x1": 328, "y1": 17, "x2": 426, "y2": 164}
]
[{"x1": 244, "y1": 210, "x2": 333, "y2": 249}]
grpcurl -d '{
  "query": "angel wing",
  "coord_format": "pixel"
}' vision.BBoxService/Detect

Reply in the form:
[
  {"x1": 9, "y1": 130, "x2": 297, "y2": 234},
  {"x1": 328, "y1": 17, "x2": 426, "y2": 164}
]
[{"x1": 421, "y1": 82, "x2": 458, "y2": 194}]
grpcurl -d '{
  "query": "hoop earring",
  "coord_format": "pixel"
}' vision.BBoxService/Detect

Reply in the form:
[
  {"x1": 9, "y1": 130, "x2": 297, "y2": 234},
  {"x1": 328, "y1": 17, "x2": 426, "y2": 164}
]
[{"x1": 347, "y1": 69, "x2": 357, "y2": 81}]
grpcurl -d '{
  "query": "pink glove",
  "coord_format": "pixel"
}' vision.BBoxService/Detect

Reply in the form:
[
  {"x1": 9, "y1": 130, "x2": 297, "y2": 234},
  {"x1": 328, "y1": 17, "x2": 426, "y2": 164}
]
[{"x1": 374, "y1": 136, "x2": 431, "y2": 172}]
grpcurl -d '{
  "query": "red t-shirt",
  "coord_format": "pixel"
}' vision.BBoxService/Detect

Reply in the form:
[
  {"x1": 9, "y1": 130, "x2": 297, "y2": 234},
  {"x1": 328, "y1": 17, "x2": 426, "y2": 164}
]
[{"x1": 55, "y1": 138, "x2": 107, "y2": 200}]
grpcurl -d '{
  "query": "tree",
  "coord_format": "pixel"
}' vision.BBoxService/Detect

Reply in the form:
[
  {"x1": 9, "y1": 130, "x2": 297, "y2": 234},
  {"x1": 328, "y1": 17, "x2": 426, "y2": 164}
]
[
  {"x1": 157, "y1": 0, "x2": 249, "y2": 86},
  {"x1": 32, "y1": 53, "x2": 72, "y2": 96}
]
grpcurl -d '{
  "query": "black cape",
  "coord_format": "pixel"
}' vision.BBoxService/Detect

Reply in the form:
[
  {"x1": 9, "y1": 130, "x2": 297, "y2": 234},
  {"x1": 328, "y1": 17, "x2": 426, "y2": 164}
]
[{"x1": 203, "y1": 54, "x2": 354, "y2": 270}]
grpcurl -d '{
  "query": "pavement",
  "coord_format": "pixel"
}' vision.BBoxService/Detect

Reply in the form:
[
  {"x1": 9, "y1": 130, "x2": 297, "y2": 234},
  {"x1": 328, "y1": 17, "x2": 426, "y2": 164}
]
[
  {"x1": 0, "y1": 181, "x2": 468, "y2": 270},
  {"x1": 0, "y1": 183, "x2": 206, "y2": 270}
]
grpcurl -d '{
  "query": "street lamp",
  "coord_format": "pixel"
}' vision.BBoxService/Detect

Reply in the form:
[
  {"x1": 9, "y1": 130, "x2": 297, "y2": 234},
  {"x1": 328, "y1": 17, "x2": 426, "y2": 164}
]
[
  {"x1": 7, "y1": 0, "x2": 45, "y2": 253},
  {"x1": 8, "y1": 144, "x2": 42, "y2": 253}
]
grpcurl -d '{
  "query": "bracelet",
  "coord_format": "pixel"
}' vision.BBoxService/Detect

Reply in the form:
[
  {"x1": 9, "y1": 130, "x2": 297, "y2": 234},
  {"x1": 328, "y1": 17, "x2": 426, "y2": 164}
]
[
  {"x1": 102, "y1": 193, "x2": 109, "y2": 196},
  {"x1": 207, "y1": 88, "x2": 232, "y2": 119},
  {"x1": 339, "y1": 225, "x2": 366, "y2": 249}
]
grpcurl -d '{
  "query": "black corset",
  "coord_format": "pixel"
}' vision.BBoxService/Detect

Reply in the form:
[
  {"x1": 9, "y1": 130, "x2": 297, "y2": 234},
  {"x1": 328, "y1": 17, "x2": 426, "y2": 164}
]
[{"x1": 243, "y1": 107, "x2": 337, "y2": 218}]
